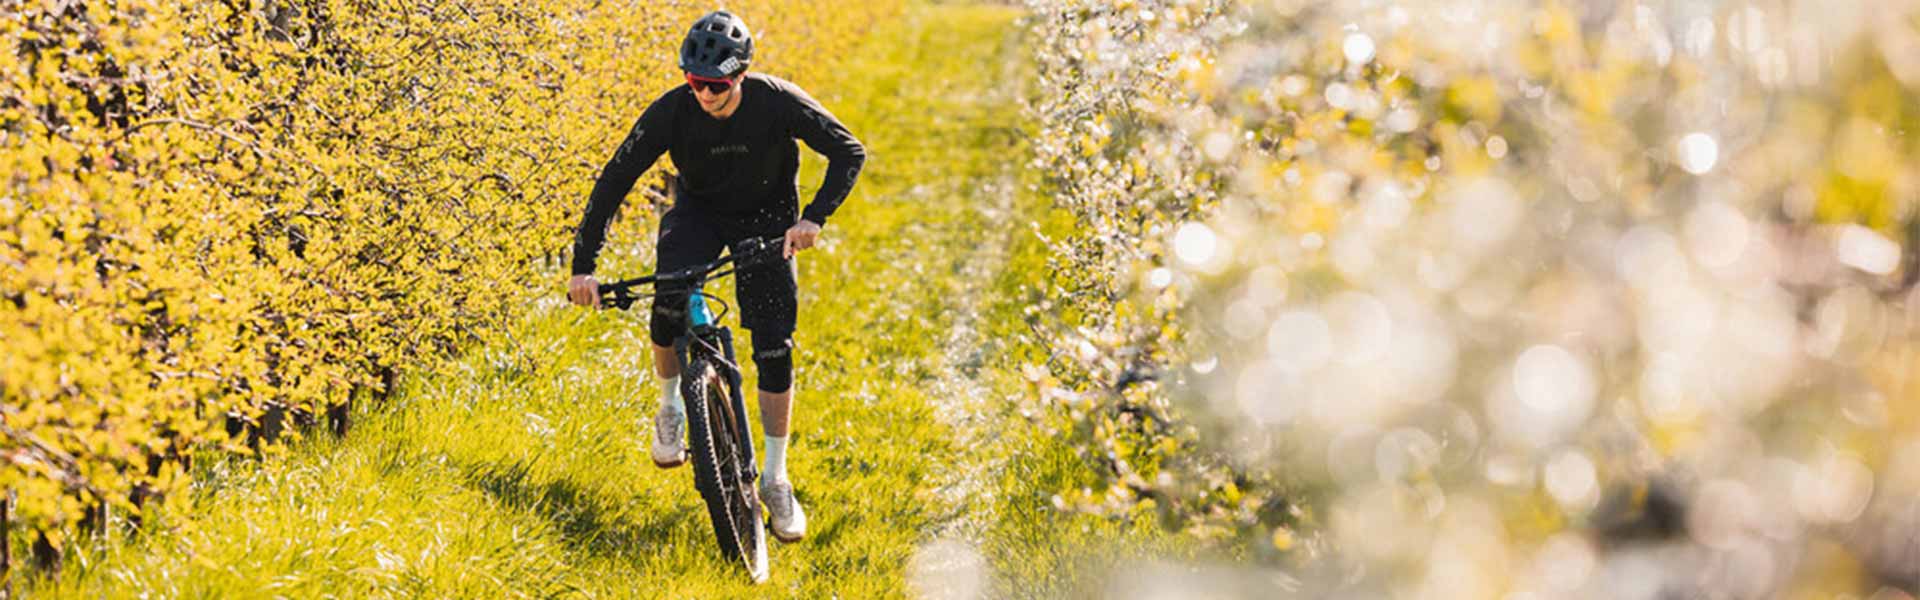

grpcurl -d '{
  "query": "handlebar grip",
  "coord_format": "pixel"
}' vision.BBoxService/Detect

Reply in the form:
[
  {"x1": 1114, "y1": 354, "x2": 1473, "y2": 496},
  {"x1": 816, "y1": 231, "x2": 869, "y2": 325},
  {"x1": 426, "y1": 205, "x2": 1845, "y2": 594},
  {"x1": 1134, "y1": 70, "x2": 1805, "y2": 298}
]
[{"x1": 731, "y1": 236, "x2": 786, "y2": 269}]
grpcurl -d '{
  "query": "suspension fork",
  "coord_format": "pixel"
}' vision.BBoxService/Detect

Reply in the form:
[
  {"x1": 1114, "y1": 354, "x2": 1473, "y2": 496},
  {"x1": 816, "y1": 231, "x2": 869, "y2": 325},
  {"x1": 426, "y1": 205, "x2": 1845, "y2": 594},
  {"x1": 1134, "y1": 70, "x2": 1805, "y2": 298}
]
[{"x1": 677, "y1": 291, "x2": 758, "y2": 483}]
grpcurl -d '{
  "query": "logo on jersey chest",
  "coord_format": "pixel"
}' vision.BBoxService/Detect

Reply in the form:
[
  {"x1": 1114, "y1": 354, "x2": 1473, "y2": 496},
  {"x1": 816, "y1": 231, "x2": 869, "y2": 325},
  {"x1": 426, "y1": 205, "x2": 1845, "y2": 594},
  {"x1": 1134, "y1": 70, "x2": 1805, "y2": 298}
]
[{"x1": 710, "y1": 144, "x2": 750, "y2": 155}]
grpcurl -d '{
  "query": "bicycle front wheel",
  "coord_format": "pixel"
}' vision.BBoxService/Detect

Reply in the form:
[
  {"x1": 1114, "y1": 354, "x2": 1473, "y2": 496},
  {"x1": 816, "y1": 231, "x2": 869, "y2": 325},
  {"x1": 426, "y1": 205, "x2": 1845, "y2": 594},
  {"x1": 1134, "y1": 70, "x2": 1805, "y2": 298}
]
[{"x1": 682, "y1": 358, "x2": 768, "y2": 582}]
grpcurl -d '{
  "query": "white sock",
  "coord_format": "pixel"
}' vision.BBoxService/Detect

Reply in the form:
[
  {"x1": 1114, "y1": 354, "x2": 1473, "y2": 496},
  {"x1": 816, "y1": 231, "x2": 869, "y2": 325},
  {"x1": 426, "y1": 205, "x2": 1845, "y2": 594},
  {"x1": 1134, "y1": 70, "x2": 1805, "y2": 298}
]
[
  {"x1": 661, "y1": 375, "x2": 684, "y2": 414},
  {"x1": 763, "y1": 435, "x2": 788, "y2": 482}
]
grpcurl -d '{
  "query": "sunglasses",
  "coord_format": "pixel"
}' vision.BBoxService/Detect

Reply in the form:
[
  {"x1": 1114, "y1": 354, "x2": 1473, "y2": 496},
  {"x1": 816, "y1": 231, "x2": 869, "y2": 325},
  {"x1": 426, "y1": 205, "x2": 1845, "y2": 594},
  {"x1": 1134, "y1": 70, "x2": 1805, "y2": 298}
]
[{"x1": 686, "y1": 73, "x2": 736, "y2": 94}]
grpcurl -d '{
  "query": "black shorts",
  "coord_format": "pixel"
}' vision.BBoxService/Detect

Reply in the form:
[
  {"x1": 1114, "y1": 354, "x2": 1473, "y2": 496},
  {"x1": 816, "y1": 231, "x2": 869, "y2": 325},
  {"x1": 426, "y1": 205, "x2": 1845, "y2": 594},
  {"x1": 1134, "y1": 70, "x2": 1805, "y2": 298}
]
[{"x1": 650, "y1": 208, "x2": 797, "y2": 346}]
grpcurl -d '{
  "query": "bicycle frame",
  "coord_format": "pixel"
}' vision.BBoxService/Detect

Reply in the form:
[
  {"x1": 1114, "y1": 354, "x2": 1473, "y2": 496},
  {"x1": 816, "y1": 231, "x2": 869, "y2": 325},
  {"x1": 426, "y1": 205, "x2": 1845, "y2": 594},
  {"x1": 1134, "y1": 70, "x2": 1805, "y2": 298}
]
[{"x1": 591, "y1": 235, "x2": 782, "y2": 578}]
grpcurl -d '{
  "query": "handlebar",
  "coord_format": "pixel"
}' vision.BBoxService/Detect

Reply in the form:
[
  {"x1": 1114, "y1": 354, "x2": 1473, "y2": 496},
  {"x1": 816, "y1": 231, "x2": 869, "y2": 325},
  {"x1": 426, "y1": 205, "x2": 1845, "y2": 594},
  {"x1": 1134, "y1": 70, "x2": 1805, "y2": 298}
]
[{"x1": 592, "y1": 235, "x2": 785, "y2": 310}]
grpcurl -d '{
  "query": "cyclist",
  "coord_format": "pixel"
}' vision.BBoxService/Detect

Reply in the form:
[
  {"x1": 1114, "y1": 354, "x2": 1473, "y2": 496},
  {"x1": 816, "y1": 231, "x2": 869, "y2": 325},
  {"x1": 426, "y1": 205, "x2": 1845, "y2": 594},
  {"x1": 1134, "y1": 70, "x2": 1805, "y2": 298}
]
[{"x1": 565, "y1": 10, "x2": 866, "y2": 545}]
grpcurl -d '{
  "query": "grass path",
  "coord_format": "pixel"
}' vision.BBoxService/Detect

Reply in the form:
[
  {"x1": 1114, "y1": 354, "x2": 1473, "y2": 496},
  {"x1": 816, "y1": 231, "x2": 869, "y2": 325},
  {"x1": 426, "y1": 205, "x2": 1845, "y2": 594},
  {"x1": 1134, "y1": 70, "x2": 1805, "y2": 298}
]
[{"x1": 35, "y1": 5, "x2": 1050, "y2": 598}]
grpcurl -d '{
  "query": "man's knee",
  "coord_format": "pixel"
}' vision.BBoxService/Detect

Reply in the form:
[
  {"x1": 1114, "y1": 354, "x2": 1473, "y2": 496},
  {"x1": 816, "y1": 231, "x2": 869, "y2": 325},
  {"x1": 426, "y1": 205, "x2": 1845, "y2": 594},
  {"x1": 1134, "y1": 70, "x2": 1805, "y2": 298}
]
[
  {"x1": 750, "y1": 329, "x2": 794, "y2": 393},
  {"x1": 648, "y1": 286, "x2": 690, "y2": 347}
]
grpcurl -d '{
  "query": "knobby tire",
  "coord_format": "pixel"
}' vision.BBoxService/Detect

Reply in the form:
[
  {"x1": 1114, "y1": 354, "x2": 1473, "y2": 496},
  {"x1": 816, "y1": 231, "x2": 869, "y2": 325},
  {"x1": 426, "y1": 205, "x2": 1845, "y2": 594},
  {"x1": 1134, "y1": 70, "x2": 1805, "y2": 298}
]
[{"x1": 681, "y1": 358, "x2": 765, "y2": 580}]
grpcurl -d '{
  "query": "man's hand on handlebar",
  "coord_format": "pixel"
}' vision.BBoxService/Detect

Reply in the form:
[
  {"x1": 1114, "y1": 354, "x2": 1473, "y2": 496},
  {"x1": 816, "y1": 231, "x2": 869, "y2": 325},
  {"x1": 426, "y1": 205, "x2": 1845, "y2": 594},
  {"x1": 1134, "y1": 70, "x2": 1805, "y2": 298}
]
[
  {"x1": 574, "y1": 234, "x2": 787, "y2": 310},
  {"x1": 783, "y1": 219, "x2": 821, "y2": 259},
  {"x1": 568, "y1": 274, "x2": 600, "y2": 308}
]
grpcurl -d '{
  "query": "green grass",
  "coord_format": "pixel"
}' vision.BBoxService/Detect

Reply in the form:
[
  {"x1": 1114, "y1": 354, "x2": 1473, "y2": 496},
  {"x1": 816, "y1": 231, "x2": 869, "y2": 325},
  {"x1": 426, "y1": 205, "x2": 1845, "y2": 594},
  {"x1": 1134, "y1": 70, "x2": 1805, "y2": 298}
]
[{"x1": 26, "y1": 4, "x2": 1195, "y2": 597}]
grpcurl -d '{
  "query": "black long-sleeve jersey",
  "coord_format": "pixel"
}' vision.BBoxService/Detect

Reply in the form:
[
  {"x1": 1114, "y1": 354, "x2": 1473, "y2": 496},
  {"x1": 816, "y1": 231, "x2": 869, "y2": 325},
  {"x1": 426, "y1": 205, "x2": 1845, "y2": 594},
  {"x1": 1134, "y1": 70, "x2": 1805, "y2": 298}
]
[{"x1": 570, "y1": 72, "x2": 866, "y2": 276}]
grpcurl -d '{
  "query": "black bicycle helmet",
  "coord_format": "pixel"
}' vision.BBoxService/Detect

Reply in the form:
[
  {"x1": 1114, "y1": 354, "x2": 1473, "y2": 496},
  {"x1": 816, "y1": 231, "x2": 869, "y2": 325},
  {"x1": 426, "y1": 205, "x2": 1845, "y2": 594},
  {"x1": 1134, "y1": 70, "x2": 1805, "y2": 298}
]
[{"x1": 679, "y1": 11, "x2": 754, "y2": 79}]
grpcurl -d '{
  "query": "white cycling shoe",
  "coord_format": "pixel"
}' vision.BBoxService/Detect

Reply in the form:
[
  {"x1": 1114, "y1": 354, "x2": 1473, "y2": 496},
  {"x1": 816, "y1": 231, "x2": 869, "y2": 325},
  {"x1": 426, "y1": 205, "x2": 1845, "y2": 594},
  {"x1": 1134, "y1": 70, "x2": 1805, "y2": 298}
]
[
  {"x1": 761, "y1": 478, "x2": 807, "y2": 542},
  {"x1": 650, "y1": 404, "x2": 687, "y2": 468}
]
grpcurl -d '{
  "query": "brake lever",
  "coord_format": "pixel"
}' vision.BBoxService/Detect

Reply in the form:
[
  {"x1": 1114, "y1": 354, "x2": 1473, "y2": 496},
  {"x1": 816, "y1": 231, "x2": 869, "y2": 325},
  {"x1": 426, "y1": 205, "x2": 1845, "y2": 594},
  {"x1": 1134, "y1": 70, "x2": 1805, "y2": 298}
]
[
  {"x1": 732, "y1": 235, "x2": 786, "y2": 269},
  {"x1": 600, "y1": 288, "x2": 638, "y2": 310}
]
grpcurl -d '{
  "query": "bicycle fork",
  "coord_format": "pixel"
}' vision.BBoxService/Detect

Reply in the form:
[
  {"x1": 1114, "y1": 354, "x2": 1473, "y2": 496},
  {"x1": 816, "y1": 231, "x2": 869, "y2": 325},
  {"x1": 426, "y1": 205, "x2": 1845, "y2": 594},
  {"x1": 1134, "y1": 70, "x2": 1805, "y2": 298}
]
[{"x1": 679, "y1": 291, "x2": 759, "y2": 484}]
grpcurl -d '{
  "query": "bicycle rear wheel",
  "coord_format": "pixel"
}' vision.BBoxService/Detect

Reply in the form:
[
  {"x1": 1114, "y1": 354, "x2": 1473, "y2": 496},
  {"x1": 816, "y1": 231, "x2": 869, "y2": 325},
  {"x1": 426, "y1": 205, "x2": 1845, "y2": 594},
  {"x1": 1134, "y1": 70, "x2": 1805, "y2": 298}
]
[{"x1": 682, "y1": 357, "x2": 768, "y2": 582}]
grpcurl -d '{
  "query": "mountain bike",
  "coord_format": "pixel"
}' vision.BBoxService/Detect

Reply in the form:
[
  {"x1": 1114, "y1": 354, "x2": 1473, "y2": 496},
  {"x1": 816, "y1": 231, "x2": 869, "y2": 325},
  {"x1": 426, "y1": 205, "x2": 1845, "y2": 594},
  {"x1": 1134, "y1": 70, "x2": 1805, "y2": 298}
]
[{"x1": 595, "y1": 235, "x2": 784, "y2": 582}]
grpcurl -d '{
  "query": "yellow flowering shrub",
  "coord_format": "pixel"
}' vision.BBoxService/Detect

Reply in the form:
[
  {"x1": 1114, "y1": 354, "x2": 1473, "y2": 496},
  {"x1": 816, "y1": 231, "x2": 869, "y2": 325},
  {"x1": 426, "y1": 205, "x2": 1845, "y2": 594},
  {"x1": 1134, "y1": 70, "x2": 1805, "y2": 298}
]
[{"x1": 2, "y1": 0, "x2": 898, "y2": 559}]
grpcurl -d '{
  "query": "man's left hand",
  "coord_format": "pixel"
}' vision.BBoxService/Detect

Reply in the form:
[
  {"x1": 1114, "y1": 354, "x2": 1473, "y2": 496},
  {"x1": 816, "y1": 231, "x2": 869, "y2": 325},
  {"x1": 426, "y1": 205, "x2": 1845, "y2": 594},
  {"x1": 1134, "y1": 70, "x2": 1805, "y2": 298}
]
[{"x1": 784, "y1": 220, "x2": 821, "y2": 259}]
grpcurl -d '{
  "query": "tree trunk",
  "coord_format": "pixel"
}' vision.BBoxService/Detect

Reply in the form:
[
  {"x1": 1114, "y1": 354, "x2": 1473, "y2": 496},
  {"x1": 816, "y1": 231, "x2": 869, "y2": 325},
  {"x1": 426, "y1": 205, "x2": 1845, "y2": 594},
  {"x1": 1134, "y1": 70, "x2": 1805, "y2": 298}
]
[
  {"x1": 3, "y1": 491, "x2": 12, "y2": 600},
  {"x1": 328, "y1": 390, "x2": 354, "y2": 438}
]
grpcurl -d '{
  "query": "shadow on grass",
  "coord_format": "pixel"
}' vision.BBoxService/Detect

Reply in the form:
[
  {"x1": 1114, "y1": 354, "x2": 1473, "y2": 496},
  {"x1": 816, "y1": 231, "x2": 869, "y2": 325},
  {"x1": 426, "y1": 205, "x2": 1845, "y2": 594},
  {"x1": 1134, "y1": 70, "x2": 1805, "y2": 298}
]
[
  {"x1": 458, "y1": 457, "x2": 700, "y2": 558},
  {"x1": 807, "y1": 510, "x2": 855, "y2": 547}
]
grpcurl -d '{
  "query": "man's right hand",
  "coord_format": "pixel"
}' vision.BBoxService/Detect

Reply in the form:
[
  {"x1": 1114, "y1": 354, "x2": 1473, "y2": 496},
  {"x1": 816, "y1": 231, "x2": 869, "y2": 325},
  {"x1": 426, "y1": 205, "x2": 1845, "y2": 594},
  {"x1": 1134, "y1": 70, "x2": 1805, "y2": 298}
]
[{"x1": 568, "y1": 274, "x2": 600, "y2": 308}]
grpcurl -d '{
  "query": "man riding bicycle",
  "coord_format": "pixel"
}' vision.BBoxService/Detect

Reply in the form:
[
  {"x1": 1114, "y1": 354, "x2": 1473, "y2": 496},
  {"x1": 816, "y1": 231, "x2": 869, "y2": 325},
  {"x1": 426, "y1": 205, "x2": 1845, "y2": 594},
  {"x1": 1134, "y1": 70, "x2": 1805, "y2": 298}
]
[{"x1": 565, "y1": 10, "x2": 866, "y2": 545}]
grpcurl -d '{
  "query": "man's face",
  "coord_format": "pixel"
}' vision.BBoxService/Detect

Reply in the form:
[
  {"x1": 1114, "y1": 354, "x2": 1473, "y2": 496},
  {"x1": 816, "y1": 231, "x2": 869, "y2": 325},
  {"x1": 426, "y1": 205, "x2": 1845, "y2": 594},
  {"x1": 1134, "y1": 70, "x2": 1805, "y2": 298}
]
[{"x1": 689, "y1": 72, "x2": 742, "y2": 114}]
